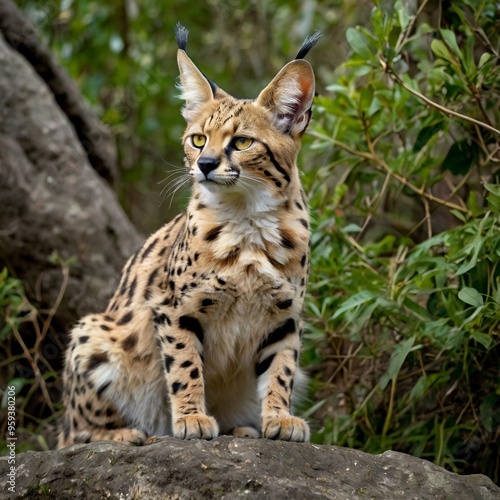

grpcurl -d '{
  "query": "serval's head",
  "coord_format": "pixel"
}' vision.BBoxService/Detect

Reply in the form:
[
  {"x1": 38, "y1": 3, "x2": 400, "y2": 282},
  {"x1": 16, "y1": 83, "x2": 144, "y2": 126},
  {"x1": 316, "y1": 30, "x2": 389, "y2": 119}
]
[{"x1": 175, "y1": 23, "x2": 320, "y2": 211}]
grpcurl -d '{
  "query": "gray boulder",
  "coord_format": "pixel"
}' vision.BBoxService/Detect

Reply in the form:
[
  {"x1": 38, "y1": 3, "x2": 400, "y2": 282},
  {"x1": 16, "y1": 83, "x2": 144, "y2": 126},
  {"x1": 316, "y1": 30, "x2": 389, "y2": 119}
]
[{"x1": 1, "y1": 437, "x2": 498, "y2": 499}]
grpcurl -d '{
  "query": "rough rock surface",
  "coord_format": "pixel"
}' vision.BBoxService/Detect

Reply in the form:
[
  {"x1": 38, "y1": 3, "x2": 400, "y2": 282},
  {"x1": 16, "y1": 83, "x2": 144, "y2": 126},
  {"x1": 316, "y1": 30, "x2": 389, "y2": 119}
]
[
  {"x1": 0, "y1": 30, "x2": 142, "y2": 331},
  {"x1": 1, "y1": 437, "x2": 498, "y2": 499}
]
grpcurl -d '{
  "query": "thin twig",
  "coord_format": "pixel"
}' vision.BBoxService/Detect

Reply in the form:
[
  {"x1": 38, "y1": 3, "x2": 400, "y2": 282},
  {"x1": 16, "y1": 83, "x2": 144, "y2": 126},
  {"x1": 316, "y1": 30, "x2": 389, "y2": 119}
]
[
  {"x1": 383, "y1": 64, "x2": 500, "y2": 137},
  {"x1": 395, "y1": 0, "x2": 431, "y2": 53},
  {"x1": 309, "y1": 130, "x2": 470, "y2": 213},
  {"x1": 11, "y1": 326, "x2": 55, "y2": 413}
]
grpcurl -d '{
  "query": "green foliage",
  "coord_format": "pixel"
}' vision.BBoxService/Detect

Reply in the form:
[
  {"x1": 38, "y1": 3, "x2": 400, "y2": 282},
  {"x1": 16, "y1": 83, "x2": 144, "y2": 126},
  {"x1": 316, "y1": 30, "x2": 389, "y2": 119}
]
[
  {"x1": 303, "y1": 0, "x2": 500, "y2": 482},
  {"x1": 9, "y1": 0, "x2": 500, "y2": 484},
  {"x1": 0, "y1": 266, "x2": 62, "y2": 453},
  {"x1": 0, "y1": 268, "x2": 26, "y2": 341}
]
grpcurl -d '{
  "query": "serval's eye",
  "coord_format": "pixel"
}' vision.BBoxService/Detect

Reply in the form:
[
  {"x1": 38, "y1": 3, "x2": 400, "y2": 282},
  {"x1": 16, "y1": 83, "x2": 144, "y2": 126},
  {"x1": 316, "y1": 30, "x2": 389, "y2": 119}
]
[
  {"x1": 233, "y1": 137, "x2": 253, "y2": 151},
  {"x1": 191, "y1": 134, "x2": 206, "y2": 148}
]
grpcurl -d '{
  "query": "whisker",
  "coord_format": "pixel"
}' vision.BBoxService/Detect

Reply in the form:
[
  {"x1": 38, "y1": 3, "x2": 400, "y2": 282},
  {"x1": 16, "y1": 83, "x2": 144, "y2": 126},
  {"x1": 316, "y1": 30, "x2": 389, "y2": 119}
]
[
  {"x1": 161, "y1": 175, "x2": 190, "y2": 200},
  {"x1": 156, "y1": 154, "x2": 185, "y2": 170},
  {"x1": 159, "y1": 174, "x2": 191, "y2": 208},
  {"x1": 158, "y1": 167, "x2": 188, "y2": 185},
  {"x1": 239, "y1": 173, "x2": 268, "y2": 187}
]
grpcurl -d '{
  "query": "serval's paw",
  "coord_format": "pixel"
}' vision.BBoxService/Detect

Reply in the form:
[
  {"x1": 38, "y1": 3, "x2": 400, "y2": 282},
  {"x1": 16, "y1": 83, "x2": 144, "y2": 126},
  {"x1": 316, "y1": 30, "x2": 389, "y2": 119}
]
[
  {"x1": 262, "y1": 415, "x2": 309, "y2": 442},
  {"x1": 231, "y1": 426, "x2": 260, "y2": 439},
  {"x1": 117, "y1": 428, "x2": 147, "y2": 445},
  {"x1": 73, "y1": 428, "x2": 147, "y2": 446},
  {"x1": 173, "y1": 414, "x2": 219, "y2": 440}
]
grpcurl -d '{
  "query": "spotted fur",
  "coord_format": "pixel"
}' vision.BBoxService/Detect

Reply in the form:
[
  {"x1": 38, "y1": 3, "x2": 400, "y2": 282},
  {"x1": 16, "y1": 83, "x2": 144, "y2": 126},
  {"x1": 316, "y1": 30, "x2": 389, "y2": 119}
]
[{"x1": 58, "y1": 24, "x2": 319, "y2": 447}]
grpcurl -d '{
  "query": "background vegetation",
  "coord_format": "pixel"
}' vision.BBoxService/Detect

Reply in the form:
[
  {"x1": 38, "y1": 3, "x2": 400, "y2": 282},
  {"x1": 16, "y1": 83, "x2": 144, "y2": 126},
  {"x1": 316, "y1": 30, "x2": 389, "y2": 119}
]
[{"x1": 1, "y1": 0, "x2": 499, "y2": 484}]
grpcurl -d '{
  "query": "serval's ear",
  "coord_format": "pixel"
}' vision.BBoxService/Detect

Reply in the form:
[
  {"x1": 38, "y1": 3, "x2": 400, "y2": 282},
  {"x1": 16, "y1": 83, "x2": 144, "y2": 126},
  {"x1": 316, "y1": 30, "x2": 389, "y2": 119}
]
[
  {"x1": 175, "y1": 23, "x2": 228, "y2": 121},
  {"x1": 256, "y1": 59, "x2": 315, "y2": 136},
  {"x1": 257, "y1": 30, "x2": 320, "y2": 136}
]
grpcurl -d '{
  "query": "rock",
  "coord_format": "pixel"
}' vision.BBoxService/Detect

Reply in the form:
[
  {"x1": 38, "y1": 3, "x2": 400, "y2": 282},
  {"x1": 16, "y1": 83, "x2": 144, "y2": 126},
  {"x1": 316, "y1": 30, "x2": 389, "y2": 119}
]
[
  {"x1": 0, "y1": 437, "x2": 498, "y2": 499},
  {"x1": 0, "y1": 30, "x2": 142, "y2": 332}
]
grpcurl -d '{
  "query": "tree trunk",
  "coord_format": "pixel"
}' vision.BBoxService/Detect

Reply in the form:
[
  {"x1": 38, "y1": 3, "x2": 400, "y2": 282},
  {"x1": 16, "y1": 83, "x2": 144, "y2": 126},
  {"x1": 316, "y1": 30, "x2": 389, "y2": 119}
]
[{"x1": 0, "y1": 6, "x2": 142, "y2": 333}]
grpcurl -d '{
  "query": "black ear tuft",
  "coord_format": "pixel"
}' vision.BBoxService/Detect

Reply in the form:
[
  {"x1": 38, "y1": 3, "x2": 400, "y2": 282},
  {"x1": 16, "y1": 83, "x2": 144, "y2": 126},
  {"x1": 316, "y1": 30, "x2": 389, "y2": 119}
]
[
  {"x1": 295, "y1": 30, "x2": 322, "y2": 60},
  {"x1": 175, "y1": 22, "x2": 189, "y2": 51}
]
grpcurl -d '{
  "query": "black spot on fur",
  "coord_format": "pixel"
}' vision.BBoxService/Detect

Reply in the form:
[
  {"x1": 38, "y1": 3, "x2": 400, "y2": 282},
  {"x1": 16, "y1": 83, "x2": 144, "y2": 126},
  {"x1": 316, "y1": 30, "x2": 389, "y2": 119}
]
[
  {"x1": 277, "y1": 299, "x2": 293, "y2": 309},
  {"x1": 301, "y1": 254, "x2": 307, "y2": 267},
  {"x1": 127, "y1": 277, "x2": 137, "y2": 302},
  {"x1": 180, "y1": 360, "x2": 193, "y2": 368},
  {"x1": 175, "y1": 342, "x2": 186, "y2": 350},
  {"x1": 87, "y1": 352, "x2": 109, "y2": 371},
  {"x1": 204, "y1": 225, "x2": 224, "y2": 242},
  {"x1": 172, "y1": 381, "x2": 187, "y2": 394},
  {"x1": 79, "y1": 336, "x2": 89, "y2": 344},
  {"x1": 161, "y1": 296, "x2": 172, "y2": 306},
  {"x1": 141, "y1": 237, "x2": 159, "y2": 260},
  {"x1": 178, "y1": 315, "x2": 204, "y2": 344},
  {"x1": 281, "y1": 234, "x2": 295, "y2": 250},
  {"x1": 194, "y1": 252, "x2": 200, "y2": 262},
  {"x1": 154, "y1": 312, "x2": 172, "y2": 327},
  {"x1": 201, "y1": 298, "x2": 214, "y2": 307},
  {"x1": 190, "y1": 368, "x2": 200, "y2": 379},
  {"x1": 277, "y1": 376, "x2": 287, "y2": 388},
  {"x1": 100, "y1": 324, "x2": 111, "y2": 331},
  {"x1": 97, "y1": 381, "x2": 111, "y2": 397},
  {"x1": 117, "y1": 311, "x2": 134, "y2": 325},
  {"x1": 165, "y1": 355, "x2": 175, "y2": 372},
  {"x1": 147, "y1": 268, "x2": 159, "y2": 287},
  {"x1": 259, "y1": 319, "x2": 296, "y2": 352},
  {"x1": 299, "y1": 218, "x2": 308, "y2": 229},
  {"x1": 264, "y1": 145, "x2": 290, "y2": 183},
  {"x1": 166, "y1": 335, "x2": 175, "y2": 343},
  {"x1": 122, "y1": 334, "x2": 138, "y2": 350},
  {"x1": 255, "y1": 354, "x2": 276, "y2": 377},
  {"x1": 284, "y1": 366, "x2": 292, "y2": 377}
]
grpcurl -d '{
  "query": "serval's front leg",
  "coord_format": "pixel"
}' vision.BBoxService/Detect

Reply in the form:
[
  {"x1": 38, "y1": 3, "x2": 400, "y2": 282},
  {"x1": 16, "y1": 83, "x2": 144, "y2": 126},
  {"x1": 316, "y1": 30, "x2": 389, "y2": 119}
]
[
  {"x1": 257, "y1": 317, "x2": 310, "y2": 442},
  {"x1": 153, "y1": 310, "x2": 218, "y2": 439}
]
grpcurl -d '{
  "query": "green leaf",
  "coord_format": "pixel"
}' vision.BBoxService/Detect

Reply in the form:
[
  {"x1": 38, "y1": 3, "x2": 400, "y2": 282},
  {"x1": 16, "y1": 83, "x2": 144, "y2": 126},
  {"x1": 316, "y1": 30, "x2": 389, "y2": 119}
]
[
  {"x1": 332, "y1": 290, "x2": 376, "y2": 319},
  {"x1": 395, "y1": 0, "x2": 411, "y2": 31},
  {"x1": 440, "y1": 29, "x2": 465, "y2": 65},
  {"x1": 478, "y1": 52, "x2": 492, "y2": 68},
  {"x1": 431, "y1": 39, "x2": 454, "y2": 63},
  {"x1": 450, "y1": 209, "x2": 467, "y2": 223},
  {"x1": 346, "y1": 27, "x2": 373, "y2": 60},
  {"x1": 480, "y1": 394, "x2": 500, "y2": 431},
  {"x1": 413, "y1": 120, "x2": 445, "y2": 152},
  {"x1": 441, "y1": 140, "x2": 478, "y2": 175},
  {"x1": 471, "y1": 331, "x2": 493, "y2": 349},
  {"x1": 379, "y1": 336, "x2": 416, "y2": 390},
  {"x1": 458, "y1": 286, "x2": 483, "y2": 307},
  {"x1": 484, "y1": 183, "x2": 500, "y2": 211}
]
